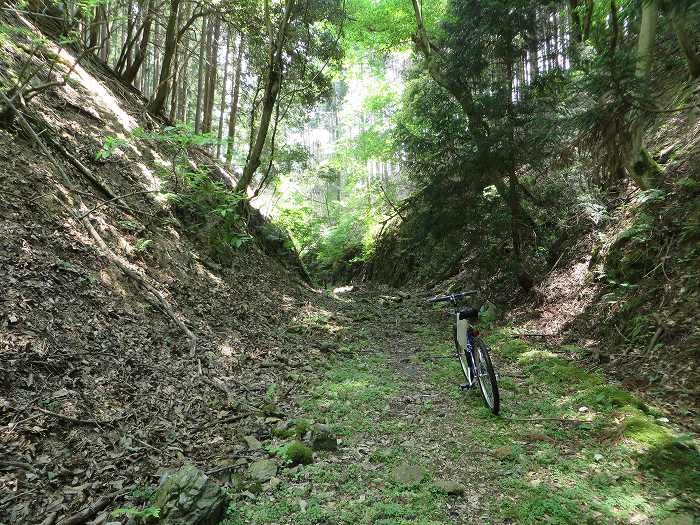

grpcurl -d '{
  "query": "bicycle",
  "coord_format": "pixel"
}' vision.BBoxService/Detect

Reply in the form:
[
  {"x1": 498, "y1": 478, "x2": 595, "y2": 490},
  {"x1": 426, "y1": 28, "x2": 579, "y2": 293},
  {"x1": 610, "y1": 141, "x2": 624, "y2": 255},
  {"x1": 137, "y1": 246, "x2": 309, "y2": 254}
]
[{"x1": 427, "y1": 291, "x2": 500, "y2": 415}]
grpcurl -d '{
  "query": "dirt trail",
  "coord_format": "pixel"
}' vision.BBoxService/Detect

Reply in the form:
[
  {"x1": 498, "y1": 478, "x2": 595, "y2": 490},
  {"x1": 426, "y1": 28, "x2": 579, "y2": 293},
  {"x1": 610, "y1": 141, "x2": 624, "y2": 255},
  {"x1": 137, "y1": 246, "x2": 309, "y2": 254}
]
[
  {"x1": 2, "y1": 284, "x2": 697, "y2": 524},
  {"x1": 227, "y1": 285, "x2": 699, "y2": 525}
]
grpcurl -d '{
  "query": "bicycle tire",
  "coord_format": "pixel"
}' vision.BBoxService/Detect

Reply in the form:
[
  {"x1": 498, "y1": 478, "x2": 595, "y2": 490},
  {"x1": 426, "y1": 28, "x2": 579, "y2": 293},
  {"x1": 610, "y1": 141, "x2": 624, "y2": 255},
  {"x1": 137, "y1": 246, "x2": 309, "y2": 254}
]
[{"x1": 473, "y1": 337, "x2": 500, "y2": 415}]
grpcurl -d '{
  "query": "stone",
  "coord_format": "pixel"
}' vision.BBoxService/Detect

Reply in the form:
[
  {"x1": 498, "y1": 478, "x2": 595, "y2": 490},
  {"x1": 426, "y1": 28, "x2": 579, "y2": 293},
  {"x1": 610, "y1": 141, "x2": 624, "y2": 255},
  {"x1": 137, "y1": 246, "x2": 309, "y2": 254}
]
[
  {"x1": 268, "y1": 477, "x2": 281, "y2": 490},
  {"x1": 660, "y1": 515, "x2": 694, "y2": 525},
  {"x1": 248, "y1": 459, "x2": 278, "y2": 482},
  {"x1": 284, "y1": 441, "x2": 313, "y2": 465},
  {"x1": 493, "y1": 446, "x2": 513, "y2": 460},
  {"x1": 243, "y1": 435, "x2": 262, "y2": 450},
  {"x1": 433, "y1": 479, "x2": 465, "y2": 495},
  {"x1": 310, "y1": 423, "x2": 338, "y2": 451},
  {"x1": 391, "y1": 463, "x2": 424, "y2": 485},
  {"x1": 318, "y1": 341, "x2": 337, "y2": 352},
  {"x1": 152, "y1": 464, "x2": 227, "y2": 525}
]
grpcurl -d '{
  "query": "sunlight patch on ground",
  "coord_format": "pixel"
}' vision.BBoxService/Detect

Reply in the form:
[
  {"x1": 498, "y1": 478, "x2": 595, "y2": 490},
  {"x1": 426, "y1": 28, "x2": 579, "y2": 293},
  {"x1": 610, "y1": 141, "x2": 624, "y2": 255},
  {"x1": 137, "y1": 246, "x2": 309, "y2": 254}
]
[{"x1": 51, "y1": 48, "x2": 136, "y2": 132}]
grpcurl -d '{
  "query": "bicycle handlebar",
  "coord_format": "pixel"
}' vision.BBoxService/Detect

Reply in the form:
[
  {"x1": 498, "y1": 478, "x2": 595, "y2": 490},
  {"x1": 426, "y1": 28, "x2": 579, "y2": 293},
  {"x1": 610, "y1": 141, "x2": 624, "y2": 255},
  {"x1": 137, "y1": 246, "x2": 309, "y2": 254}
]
[{"x1": 426, "y1": 290, "x2": 478, "y2": 303}]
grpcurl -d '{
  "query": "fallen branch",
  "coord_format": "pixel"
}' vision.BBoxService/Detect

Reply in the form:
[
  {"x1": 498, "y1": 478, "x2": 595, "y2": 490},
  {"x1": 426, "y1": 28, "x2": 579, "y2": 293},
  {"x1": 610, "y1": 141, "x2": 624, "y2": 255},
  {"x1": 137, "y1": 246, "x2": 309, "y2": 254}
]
[
  {"x1": 646, "y1": 325, "x2": 665, "y2": 354},
  {"x1": 0, "y1": 460, "x2": 35, "y2": 471},
  {"x1": 34, "y1": 406, "x2": 129, "y2": 426},
  {"x1": 57, "y1": 489, "x2": 129, "y2": 525},
  {"x1": 193, "y1": 412, "x2": 252, "y2": 432},
  {"x1": 76, "y1": 189, "x2": 161, "y2": 220}
]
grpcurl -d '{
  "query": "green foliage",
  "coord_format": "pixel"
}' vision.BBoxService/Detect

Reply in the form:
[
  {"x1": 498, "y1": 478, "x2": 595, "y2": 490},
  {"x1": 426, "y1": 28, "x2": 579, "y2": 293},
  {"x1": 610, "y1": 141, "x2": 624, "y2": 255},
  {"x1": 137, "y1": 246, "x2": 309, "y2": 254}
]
[
  {"x1": 95, "y1": 136, "x2": 128, "y2": 160},
  {"x1": 133, "y1": 238, "x2": 153, "y2": 253},
  {"x1": 99, "y1": 126, "x2": 250, "y2": 261},
  {"x1": 111, "y1": 505, "x2": 160, "y2": 523}
]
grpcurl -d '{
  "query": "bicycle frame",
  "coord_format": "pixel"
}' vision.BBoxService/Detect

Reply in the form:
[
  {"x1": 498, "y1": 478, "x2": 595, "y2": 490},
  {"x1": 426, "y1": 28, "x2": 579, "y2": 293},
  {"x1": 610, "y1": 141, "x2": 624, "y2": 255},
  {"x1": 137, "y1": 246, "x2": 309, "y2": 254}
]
[{"x1": 451, "y1": 304, "x2": 477, "y2": 386}]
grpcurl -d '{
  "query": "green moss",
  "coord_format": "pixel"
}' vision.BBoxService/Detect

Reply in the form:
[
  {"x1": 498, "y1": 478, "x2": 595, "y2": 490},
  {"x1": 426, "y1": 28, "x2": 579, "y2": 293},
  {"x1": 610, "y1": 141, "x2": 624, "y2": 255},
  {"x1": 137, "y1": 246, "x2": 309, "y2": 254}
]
[
  {"x1": 574, "y1": 384, "x2": 645, "y2": 412},
  {"x1": 637, "y1": 437, "x2": 700, "y2": 495},
  {"x1": 280, "y1": 440, "x2": 314, "y2": 466},
  {"x1": 622, "y1": 409, "x2": 672, "y2": 446}
]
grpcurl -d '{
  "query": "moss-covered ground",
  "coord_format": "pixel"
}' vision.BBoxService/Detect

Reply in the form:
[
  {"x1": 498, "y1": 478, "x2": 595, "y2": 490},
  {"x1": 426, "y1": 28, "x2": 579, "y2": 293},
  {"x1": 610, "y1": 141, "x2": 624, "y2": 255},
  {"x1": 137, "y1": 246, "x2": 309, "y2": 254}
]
[{"x1": 222, "y1": 290, "x2": 699, "y2": 524}]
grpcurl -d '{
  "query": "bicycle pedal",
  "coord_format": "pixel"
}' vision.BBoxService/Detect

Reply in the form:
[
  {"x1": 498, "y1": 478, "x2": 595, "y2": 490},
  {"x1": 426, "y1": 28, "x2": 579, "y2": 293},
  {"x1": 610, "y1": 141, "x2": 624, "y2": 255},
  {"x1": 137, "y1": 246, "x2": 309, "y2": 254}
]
[{"x1": 459, "y1": 383, "x2": 473, "y2": 391}]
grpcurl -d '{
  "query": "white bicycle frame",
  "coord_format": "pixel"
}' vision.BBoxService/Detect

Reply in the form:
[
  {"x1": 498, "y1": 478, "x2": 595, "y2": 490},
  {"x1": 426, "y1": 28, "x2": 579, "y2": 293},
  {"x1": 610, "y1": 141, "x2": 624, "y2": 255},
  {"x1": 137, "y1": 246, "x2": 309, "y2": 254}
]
[{"x1": 454, "y1": 309, "x2": 476, "y2": 386}]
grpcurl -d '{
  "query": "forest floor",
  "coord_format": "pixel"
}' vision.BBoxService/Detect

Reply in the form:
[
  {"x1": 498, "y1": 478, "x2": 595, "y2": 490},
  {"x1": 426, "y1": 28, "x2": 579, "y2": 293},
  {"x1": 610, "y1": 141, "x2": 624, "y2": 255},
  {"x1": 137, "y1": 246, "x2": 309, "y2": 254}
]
[{"x1": 219, "y1": 286, "x2": 699, "y2": 525}]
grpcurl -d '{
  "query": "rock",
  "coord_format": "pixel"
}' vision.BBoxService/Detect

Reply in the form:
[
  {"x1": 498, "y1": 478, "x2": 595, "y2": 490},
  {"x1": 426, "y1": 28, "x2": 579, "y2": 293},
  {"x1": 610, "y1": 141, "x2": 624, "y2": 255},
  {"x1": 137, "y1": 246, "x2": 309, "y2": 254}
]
[
  {"x1": 248, "y1": 459, "x2": 278, "y2": 482},
  {"x1": 433, "y1": 479, "x2": 465, "y2": 495},
  {"x1": 493, "y1": 446, "x2": 513, "y2": 460},
  {"x1": 480, "y1": 301, "x2": 499, "y2": 323},
  {"x1": 397, "y1": 291, "x2": 411, "y2": 299},
  {"x1": 310, "y1": 423, "x2": 338, "y2": 451},
  {"x1": 153, "y1": 464, "x2": 227, "y2": 525},
  {"x1": 318, "y1": 341, "x2": 337, "y2": 352},
  {"x1": 391, "y1": 463, "x2": 424, "y2": 485},
  {"x1": 243, "y1": 435, "x2": 262, "y2": 450},
  {"x1": 660, "y1": 515, "x2": 694, "y2": 525},
  {"x1": 268, "y1": 477, "x2": 281, "y2": 490}
]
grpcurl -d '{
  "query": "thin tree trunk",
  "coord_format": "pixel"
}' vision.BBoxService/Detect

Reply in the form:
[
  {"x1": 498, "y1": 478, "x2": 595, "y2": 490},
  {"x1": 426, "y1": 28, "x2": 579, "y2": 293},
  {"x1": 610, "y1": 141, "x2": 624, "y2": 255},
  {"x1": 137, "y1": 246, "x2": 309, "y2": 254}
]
[
  {"x1": 669, "y1": 8, "x2": 700, "y2": 78},
  {"x1": 151, "y1": 9, "x2": 161, "y2": 96},
  {"x1": 122, "y1": 0, "x2": 154, "y2": 85},
  {"x1": 226, "y1": 36, "x2": 244, "y2": 168},
  {"x1": 148, "y1": 0, "x2": 181, "y2": 114},
  {"x1": 236, "y1": 0, "x2": 296, "y2": 195},
  {"x1": 217, "y1": 32, "x2": 231, "y2": 158},
  {"x1": 202, "y1": 16, "x2": 220, "y2": 134},
  {"x1": 194, "y1": 16, "x2": 207, "y2": 133}
]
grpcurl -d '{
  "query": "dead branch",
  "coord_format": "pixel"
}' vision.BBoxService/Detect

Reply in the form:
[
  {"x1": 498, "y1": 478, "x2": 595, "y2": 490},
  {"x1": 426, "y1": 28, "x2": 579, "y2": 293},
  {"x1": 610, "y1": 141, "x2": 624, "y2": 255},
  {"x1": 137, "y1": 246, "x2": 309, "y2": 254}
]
[
  {"x1": 34, "y1": 406, "x2": 129, "y2": 426},
  {"x1": 76, "y1": 189, "x2": 161, "y2": 220},
  {"x1": 505, "y1": 417, "x2": 586, "y2": 425},
  {"x1": 57, "y1": 489, "x2": 129, "y2": 525}
]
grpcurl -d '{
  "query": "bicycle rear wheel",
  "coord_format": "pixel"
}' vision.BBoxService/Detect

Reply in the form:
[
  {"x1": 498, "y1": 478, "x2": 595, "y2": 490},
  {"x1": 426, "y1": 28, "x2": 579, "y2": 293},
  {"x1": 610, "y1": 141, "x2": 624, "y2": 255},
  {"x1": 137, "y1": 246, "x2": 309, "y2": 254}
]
[{"x1": 473, "y1": 337, "x2": 500, "y2": 415}]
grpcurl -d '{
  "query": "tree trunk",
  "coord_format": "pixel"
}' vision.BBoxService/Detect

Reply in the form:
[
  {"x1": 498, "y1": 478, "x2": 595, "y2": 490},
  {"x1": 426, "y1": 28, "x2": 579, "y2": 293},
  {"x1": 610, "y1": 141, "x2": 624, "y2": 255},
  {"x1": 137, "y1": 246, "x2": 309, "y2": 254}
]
[
  {"x1": 202, "y1": 16, "x2": 220, "y2": 135},
  {"x1": 236, "y1": 0, "x2": 295, "y2": 195},
  {"x1": 217, "y1": 32, "x2": 232, "y2": 159},
  {"x1": 194, "y1": 16, "x2": 208, "y2": 133},
  {"x1": 226, "y1": 36, "x2": 244, "y2": 168},
  {"x1": 148, "y1": 0, "x2": 181, "y2": 114},
  {"x1": 670, "y1": 8, "x2": 700, "y2": 78},
  {"x1": 122, "y1": 0, "x2": 154, "y2": 85},
  {"x1": 527, "y1": 8, "x2": 539, "y2": 82},
  {"x1": 629, "y1": 0, "x2": 660, "y2": 189}
]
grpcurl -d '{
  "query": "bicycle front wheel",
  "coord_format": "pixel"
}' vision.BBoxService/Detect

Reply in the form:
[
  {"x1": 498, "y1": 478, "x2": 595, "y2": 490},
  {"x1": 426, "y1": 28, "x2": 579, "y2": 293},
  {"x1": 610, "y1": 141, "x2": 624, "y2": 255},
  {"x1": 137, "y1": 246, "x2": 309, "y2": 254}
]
[{"x1": 473, "y1": 337, "x2": 500, "y2": 415}]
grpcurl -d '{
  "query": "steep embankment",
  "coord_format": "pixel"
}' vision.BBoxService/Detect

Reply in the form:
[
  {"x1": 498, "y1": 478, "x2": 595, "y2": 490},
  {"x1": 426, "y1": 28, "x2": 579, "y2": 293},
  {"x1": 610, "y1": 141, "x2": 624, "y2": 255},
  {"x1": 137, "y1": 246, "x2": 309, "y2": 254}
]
[{"x1": 0, "y1": 11, "x2": 315, "y2": 523}]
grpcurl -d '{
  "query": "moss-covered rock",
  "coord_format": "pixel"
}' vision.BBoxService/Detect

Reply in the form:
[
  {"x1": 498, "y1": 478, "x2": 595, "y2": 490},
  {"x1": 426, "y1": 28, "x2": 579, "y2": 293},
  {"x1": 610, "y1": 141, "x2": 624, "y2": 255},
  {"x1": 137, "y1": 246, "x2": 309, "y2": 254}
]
[
  {"x1": 153, "y1": 464, "x2": 227, "y2": 525},
  {"x1": 282, "y1": 440, "x2": 314, "y2": 466}
]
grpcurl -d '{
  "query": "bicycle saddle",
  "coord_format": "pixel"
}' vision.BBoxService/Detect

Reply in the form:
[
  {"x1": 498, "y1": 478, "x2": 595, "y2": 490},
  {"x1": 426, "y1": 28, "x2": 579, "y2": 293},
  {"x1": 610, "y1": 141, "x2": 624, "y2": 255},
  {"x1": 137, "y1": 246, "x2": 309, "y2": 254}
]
[{"x1": 458, "y1": 307, "x2": 479, "y2": 320}]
